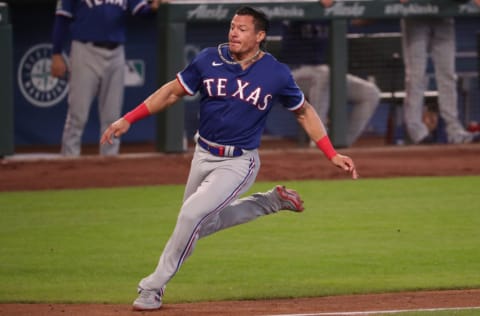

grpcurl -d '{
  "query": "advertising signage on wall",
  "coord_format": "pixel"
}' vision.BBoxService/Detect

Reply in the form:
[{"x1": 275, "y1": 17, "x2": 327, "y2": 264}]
[
  {"x1": 17, "y1": 43, "x2": 146, "y2": 109},
  {"x1": 17, "y1": 44, "x2": 69, "y2": 108},
  {"x1": 166, "y1": 0, "x2": 479, "y2": 22}
]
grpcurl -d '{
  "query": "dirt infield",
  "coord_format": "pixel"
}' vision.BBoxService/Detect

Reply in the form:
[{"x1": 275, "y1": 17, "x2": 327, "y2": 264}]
[
  {"x1": 2, "y1": 140, "x2": 480, "y2": 191},
  {"x1": 2, "y1": 289, "x2": 480, "y2": 316},
  {"x1": 1, "y1": 139, "x2": 480, "y2": 315}
]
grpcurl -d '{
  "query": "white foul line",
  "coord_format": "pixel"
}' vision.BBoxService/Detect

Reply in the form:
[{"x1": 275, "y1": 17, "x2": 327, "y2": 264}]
[{"x1": 262, "y1": 306, "x2": 480, "y2": 316}]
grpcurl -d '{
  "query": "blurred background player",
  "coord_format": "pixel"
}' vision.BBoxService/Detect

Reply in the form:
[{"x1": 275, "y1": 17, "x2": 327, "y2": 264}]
[
  {"x1": 400, "y1": 0, "x2": 480, "y2": 144},
  {"x1": 50, "y1": 0, "x2": 160, "y2": 156},
  {"x1": 280, "y1": 0, "x2": 381, "y2": 147}
]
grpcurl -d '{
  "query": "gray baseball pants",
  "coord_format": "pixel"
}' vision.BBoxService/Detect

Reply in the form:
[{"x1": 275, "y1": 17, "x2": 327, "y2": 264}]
[
  {"x1": 401, "y1": 18, "x2": 467, "y2": 143},
  {"x1": 138, "y1": 143, "x2": 289, "y2": 292},
  {"x1": 62, "y1": 40, "x2": 124, "y2": 156}
]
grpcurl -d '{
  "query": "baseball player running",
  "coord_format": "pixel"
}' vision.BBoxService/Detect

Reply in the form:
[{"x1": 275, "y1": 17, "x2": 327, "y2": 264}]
[
  {"x1": 51, "y1": 0, "x2": 159, "y2": 156},
  {"x1": 101, "y1": 6, "x2": 358, "y2": 311}
]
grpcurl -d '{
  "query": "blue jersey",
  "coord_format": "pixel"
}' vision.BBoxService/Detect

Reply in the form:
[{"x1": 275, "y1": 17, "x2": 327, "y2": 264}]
[
  {"x1": 54, "y1": 0, "x2": 150, "y2": 44},
  {"x1": 177, "y1": 46, "x2": 305, "y2": 150}
]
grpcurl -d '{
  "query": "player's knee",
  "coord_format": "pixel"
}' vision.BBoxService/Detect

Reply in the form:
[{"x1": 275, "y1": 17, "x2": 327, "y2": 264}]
[
  {"x1": 177, "y1": 210, "x2": 203, "y2": 227},
  {"x1": 318, "y1": 65, "x2": 329, "y2": 73},
  {"x1": 365, "y1": 83, "x2": 381, "y2": 106},
  {"x1": 65, "y1": 112, "x2": 88, "y2": 129},
  {"x1": 371, "y1": 85, "x2": 381, "y2": 104}
]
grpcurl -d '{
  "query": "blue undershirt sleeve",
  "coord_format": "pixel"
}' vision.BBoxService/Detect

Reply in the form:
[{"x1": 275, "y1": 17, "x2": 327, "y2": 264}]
[{"x1": 51, "y1": 15, "x2": 71, "y2": 54}]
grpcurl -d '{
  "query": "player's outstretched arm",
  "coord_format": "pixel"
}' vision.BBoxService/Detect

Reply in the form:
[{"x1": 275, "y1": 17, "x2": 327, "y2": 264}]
[
  {"x1": 294, "y1": 102, "x2": 359, "y2": 179},
  {"x1": 100, "y1": 79, "x2": 186, "y2": 145}
]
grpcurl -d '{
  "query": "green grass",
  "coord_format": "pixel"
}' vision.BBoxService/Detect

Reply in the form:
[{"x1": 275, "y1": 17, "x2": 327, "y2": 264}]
[{"x1": 0, "y1": 176, "x2": 479, "y2": 304}]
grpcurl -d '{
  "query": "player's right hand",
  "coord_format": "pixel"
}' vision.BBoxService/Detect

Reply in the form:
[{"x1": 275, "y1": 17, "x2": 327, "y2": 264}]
[
  {"x1": 51, "y1": 54, "x2": 67, "y2": 78},
  {"x1": 100, "y1": 118, "x2": 131, "y2": 145}
]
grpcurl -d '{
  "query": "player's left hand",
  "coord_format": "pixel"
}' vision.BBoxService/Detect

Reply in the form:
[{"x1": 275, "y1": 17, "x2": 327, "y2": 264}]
[
  {"x1": 331, "y1": 154, "x2": 359, "y2": 179},
  {"x1": 51, "y1": 54, "x2": 68, "y2": 78},
  {"x1": 100, "y1": 118, "x2": 131, "y2": 145}
]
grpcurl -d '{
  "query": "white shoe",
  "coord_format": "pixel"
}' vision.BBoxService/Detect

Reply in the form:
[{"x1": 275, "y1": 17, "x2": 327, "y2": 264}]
[
  {"x1": 448, "y1": 130, "x2": 477, "y2": 144},
  {"x1": 132, "y1": 287, "x2": 162, "y2": 311}
]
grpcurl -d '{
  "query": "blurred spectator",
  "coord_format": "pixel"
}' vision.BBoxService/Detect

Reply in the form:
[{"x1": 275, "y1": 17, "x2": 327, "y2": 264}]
[
  {"x1": 50, "y1": 0, "x2": 160, "y2": 156},
  {"x1": 467, "y1": 0, "x2": 480, "y2": 132},
  {"x1": 400, "y1": 0, "x2": 479, "y2": 144},
  {"x1": 279, "y1": 0, "x2": 380, "y2": 147}
]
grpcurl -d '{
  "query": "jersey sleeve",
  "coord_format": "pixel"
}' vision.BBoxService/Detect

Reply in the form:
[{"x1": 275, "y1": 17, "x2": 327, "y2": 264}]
[
  {"x1": 55, "y1": 0, "x2": 73, "y2": 18},
  {"x1": 176, "y1": 48, "x2": 209, "y2": 96},
  {"x1": 278, "y1": 65, "x2": 305, "y2": 111},
  {"x1": 52, "y1": 15, "x2": 71, "y2": 54},
  {"x1": 52, "y1": 0, "x2": 72, "y2": 54},
  {"x1": 129, "y1": 0, "x2": 152, "y2": 15}
]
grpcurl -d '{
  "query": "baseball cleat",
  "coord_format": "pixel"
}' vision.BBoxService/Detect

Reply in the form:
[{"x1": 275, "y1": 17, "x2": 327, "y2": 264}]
[
  {"x1": 448, "y1": 130, "x2": 480, "y2": 144},
  {"x1": 132, "y1": 287, "x2": 162, "y2": 311},
  {"x1": 275, "y1": 185, "x2": 304, "y2": 212}
]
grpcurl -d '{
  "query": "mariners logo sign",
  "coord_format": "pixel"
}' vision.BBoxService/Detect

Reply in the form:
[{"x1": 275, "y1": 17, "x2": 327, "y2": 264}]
[{"x1": 18, "y1": 43, "x2": 69, "y2": 108}]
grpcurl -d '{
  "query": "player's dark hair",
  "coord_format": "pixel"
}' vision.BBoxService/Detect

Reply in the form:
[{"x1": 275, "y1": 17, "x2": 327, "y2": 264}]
[{"x1": 235, "y1": 6, "x2": 269, "y2": 49}]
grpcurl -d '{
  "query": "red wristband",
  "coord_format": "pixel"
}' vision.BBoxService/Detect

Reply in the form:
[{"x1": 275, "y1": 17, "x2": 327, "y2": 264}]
[
  {"x1": 316, "y1": 136, "x2": 337, "y2": 160},
  {"x1": 123, "y1": 103, "x2": 150, "y2": 124}
]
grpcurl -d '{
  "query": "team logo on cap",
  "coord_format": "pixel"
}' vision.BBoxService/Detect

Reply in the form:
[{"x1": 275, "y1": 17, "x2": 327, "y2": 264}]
[{"x1": 18, "y1": 43, "x2": 69, "y2": 108}]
